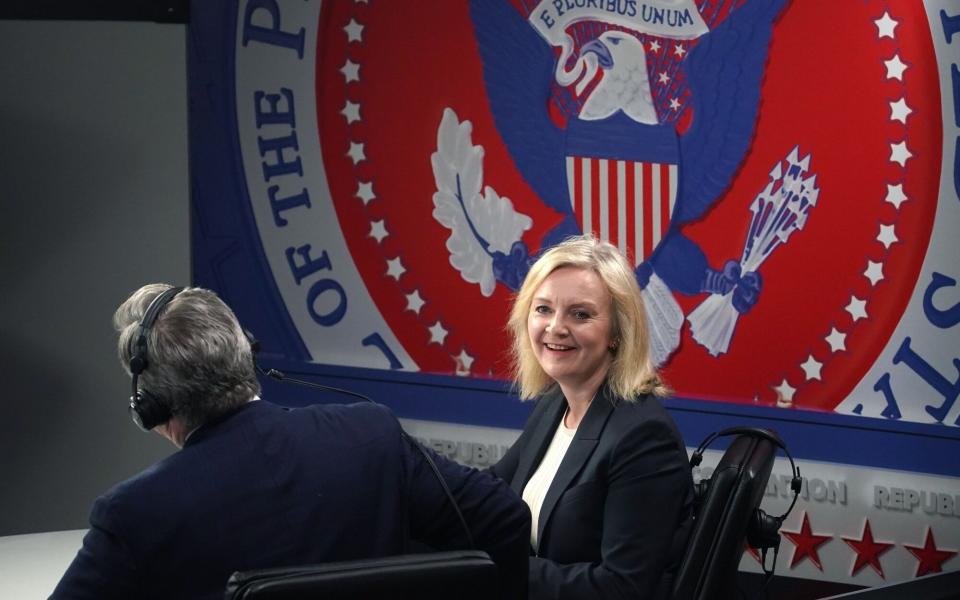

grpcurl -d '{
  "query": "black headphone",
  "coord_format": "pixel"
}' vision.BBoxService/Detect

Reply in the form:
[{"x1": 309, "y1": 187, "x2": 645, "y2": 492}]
[
  {"x1": 689, "y1": 426, "x2": 801, "y2": 554},
  {"x1": 128, "y1": 286, "x2": 184, "y2": 431}
]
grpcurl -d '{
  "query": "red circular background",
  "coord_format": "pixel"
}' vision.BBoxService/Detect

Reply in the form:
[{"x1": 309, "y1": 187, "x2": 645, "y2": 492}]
[{"x1": 315, "y1": 0, "x2": 940, "y2": 411}]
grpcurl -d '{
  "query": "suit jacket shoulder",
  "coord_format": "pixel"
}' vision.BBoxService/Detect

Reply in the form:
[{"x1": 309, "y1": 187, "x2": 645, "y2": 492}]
[{"x1": 601, "y1": 391, "x2": 687, "y2": 453}]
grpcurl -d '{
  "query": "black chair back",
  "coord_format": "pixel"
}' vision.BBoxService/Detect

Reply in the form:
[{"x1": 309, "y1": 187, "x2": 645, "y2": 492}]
[
  {"x1": 672, "y1": 433, "x2": 777, "y2": 599},
  {"x1": 225, "y1": 550, "x2": 497, "y2": 600}
]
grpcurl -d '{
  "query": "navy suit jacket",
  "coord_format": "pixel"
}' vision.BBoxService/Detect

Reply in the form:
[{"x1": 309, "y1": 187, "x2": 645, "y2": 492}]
[
  {"x1": 52, "y1": 400, "x2": 530, "y2": 599},
  {"x1": 492, "y1": 385, "x2": 693, "y2": 599}
]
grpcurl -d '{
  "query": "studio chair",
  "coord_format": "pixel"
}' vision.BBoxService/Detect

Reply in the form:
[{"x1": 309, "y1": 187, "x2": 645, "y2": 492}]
[
  {"x1": 672, "y1": 427, "x2": 801, "y2": 600},
  {"x1": 225, "y1": 550, "x2": 497, "y2": 600}
]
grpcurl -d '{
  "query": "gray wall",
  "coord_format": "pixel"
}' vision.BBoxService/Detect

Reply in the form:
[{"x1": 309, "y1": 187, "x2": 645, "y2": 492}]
[{"x1": 0, "y1": 20, "x2": 189, "y2": 535}]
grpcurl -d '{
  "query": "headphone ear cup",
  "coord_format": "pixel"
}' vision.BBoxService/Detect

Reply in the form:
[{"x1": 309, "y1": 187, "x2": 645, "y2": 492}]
[
  {"x1": 129, "y1": 389, "x2": 171, "y2": 432},
  {"x1": 746, "y1": 508, "x2": 783, "y2": 550}
]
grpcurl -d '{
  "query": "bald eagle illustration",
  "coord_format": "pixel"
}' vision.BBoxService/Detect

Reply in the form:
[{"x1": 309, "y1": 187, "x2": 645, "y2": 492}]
[
  {"x1": 469, "y1": 0, "x2": 788, "y2": 364},
  {"x1": 579, "y1": 31, "x2": 658, "y2": 124}
]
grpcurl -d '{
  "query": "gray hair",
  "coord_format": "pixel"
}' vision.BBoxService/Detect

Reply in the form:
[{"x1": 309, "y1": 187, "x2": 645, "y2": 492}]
[{"x1": 114, "y1": 283, "x2": 261, "y2": 431}]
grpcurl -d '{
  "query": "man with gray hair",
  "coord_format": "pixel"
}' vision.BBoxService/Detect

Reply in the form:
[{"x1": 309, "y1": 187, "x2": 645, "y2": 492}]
[{"x1": 51, "y1": 283, "x2": 529, "y2": 600}]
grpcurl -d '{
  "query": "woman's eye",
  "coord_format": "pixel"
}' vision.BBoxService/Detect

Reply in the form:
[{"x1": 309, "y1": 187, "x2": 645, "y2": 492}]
[
  {"x1": 534, "y1": 305, "x2": 551, "y2": 314},
  {"x1": 574, "y1": 311, "x2": 591, "y2": 320}
]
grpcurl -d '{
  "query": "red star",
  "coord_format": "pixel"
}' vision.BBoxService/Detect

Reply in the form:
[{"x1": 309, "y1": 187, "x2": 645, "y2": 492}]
[
  {"x1": 904, "y1": 527, "x2": 958, "y2": 578},
  {"x1": 781, "y1": 512, "x2": 833, "y2": 570},
  {"x1": 744, "y1": 542, "x2": 761, "y2": 563},
  {"x1": 842, "y1": 519, "x2": 895, "y2": 578}
]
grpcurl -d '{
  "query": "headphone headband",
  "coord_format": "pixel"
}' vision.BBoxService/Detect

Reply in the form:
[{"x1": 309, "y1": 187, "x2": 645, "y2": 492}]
[
  {"x1": 690, "y1": 425, "x2": 802, "y2": 559},
  {"x1": 129, "y1": 286, "x2": 184, "y2": 375},
  {"x1": 128, "y1": 286, "x2": 184, "y2": 431}
]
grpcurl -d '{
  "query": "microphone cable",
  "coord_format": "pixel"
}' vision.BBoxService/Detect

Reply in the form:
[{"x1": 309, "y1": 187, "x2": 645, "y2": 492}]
[{"x1": 254, "y1": 363, "x2": 477, "y2": 550}]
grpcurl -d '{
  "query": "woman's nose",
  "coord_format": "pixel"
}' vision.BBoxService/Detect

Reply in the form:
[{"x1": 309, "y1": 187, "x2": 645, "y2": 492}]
[{"x1": 546, "y1": 313, "x2": 567, "y2": 335}]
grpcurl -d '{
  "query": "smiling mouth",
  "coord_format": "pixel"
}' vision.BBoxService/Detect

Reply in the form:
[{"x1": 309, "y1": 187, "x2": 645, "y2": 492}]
[{"x1": 544, "y1": 343, "x2": 574, "y2": 351}]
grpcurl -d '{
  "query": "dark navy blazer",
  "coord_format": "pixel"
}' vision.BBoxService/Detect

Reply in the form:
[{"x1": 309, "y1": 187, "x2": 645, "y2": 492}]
[
  {"x1": 492, "y1": 385, "x2": 693, "y2": 600},
  {"x1": 52, "y1": 400, "x2": 530, "y2": 599}
]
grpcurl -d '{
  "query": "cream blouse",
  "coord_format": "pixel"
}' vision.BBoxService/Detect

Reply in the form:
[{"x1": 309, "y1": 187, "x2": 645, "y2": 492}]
[{"x1": 521, "y1": 415, "x2": 578, "y2": 551}]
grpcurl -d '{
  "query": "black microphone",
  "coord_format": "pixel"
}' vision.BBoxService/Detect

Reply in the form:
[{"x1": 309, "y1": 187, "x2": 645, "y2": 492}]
[{"x1": 257, "y1": 364, "x2": 376, "y2": 404}]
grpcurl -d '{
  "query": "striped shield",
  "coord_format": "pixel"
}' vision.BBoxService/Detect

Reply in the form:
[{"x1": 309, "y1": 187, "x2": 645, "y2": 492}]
[{"x1": 566, "y1": 156, "x2": 677, "y2": 266}]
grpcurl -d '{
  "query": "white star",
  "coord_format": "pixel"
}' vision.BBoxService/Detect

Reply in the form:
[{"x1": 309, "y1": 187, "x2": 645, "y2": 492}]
[
  {"x1": 669, "y1": 97, "x2": 681, "y2": 111},
  {"x1": 649, "y1": 39, "x2": 661, "y2": 52},
  {"x1": 428, "y1": 321, "x2": 448, "y2": 345},
  {"x1": 341, "y1": 100, "x2": 361, "y2": 124},
  {"x1": 864, "y1": 261, "x2": 884, "y2": 286},
  {"x1": 356, "y1": 181, "x2": 375, "y2": 204},
  {"x1": 405, "y1": 290, "x2": 425, "y2": 314},
  {"x1": 884, "y1": 54, "x2": 907, "y2": 80},
  {"x1": 344, "y1": 19, "x2": 364, "y2": 43},
  {"x1": 845, "y1": 295, "x2": 868, "y2": 322},
  {"x1": 347, "y1": 141, "x2": 366, "y2": 164},
  {"x1": 658, "y1": 71, "x2": 670, "y2": 84},
  {"x1": 826, "y1": 328, "x2": 847, "y2": 353},
  {"x1": 885, "y1": 183, "x2": 908, "y2": 209},
  {"x1": 340, "y1": 59, "x2": 360, "y2": 83},
  {"x1": 874, "y1": 12, "x2": 898, "y2": 39},
  {"x1": 369, "y1": 219, "x2": 388, "y2": 243},
  {"x1": 877, "y1": 223, "x2": 898, "y2": 249},
  {"x1": 889, "y1": 141, "x2": 912, "y2": 167},
  {"x1": 386, "y1": 256, "x2": 406, "y2": 280},
  {"x1": 673, "y1": 44, "x2": 686, "y2": 57},
  {"x1": 801, "y1": 355, "x2": 823, "y2": 381},
  {"x1": 454, "y1": 349, "x2": 474, "y2": 375},
  {"x1": 773, "y1": 379, "x2": 796, "y2": 402},
  {"x1": 889, "y1": 97, "x2": 912, "y2": 124}
]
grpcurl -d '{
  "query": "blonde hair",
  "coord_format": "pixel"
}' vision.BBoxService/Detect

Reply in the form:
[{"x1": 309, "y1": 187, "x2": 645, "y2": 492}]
[{"x1": 508, "y1": 235, "x2": 667, "y2": 400}]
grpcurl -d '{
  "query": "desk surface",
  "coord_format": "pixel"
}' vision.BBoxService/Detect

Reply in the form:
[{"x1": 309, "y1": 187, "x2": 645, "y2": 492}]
[{"x1": 0, "y1": 530, "x2": 84, "y2": 599}]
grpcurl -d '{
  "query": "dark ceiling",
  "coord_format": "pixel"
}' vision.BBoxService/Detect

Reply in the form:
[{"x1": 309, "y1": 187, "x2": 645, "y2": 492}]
[{"x1": 0, "y1": 0, "x2": 189, "y2": 23}]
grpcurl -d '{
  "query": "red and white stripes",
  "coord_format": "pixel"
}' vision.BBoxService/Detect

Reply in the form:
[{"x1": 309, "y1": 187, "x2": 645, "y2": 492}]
[{"x1": 566, "y1": 156, "x2": 677, "y2": 265}]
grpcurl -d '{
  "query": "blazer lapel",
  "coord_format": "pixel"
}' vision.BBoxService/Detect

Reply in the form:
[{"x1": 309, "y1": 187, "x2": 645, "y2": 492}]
[
  {"x1": 536, "y1": 386, "x2": 616, "y2": 546},
  {"x1": 510, "y1": 390, "x2": 566, "y2": 497}
]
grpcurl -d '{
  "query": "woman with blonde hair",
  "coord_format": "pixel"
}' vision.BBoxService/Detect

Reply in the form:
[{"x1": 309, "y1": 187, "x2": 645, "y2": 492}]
[{"x1": 492, "y1": 235, "x2": 693, "y2": 599}]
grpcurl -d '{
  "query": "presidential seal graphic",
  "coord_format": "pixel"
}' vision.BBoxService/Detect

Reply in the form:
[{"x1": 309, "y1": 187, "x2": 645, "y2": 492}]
[{"x1": 232, "y1": 0, "x2": 958, "y2": 427}]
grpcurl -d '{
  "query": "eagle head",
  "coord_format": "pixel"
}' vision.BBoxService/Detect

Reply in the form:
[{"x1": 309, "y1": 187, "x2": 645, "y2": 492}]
[{"x1": 579, "y1": 31, "x2": 657, "y2": 125}]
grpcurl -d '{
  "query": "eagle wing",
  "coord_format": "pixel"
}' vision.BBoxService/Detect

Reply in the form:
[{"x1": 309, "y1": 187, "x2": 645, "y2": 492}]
[
  {"x1": 469, "y1": 0, "x2": 569, "y2": 212},
  {"x1": 675, "y1": 0, "x2": 789, "y2": 224}
]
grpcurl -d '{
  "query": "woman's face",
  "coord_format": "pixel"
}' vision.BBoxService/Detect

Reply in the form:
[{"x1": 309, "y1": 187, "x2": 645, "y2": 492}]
[{"x1": 527, "y1": 266, "x2": 615, "y2": 396}]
